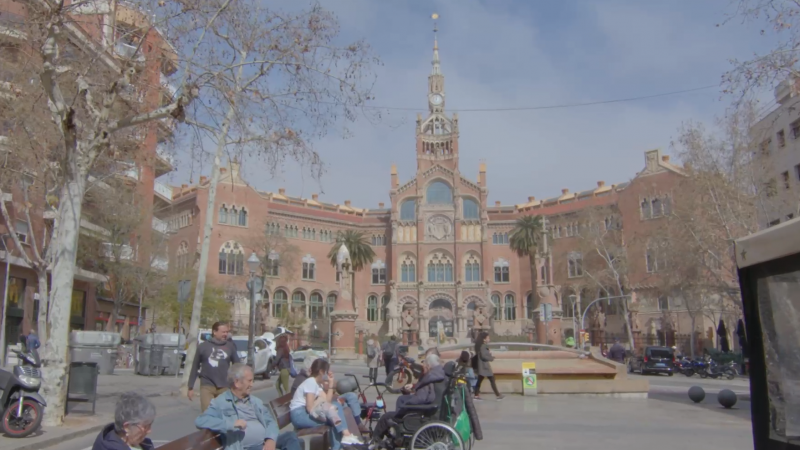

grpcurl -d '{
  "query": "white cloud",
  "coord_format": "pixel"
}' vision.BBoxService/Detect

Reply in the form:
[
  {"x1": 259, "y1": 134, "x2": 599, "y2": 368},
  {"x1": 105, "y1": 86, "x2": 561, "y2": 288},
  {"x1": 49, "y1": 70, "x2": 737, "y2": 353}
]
[{"x1": 164, "y1": 0, "x2": 778, "y2": 208}]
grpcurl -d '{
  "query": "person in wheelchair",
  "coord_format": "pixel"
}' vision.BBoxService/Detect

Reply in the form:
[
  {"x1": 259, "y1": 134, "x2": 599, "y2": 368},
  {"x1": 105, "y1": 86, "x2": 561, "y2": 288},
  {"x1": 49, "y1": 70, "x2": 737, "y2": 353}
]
[{"x1": 368, "y1": 353, "x2": 446, "y2": 448}]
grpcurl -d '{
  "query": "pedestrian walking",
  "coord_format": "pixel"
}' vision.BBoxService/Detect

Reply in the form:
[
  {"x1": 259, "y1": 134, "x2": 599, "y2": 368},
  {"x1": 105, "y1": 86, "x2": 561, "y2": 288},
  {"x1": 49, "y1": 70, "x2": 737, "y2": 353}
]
[
  {"x1": 187, "y1": 321, "x2": 240, "y2": 412},
  {"x1": 381, "y1": 336, "x2": 398, "y2": 376},
  {"x1": 473, "y1": 331, "x2": 504, "y2": 401},
  {"x1": 275, "y1": 335, "x2": 293, "y2": 396},
  {"x1": 91, "y1": 392, "x2": 156, "y2": 450},
  {"x1": 607, "y1": 338, "x2": 626, "y2": 364},
  {"x1": 366, "y1": 338, "x2": 381, "y2": 383},
  {"x1": 196, "y1": 363, "x2": 301, "y2": 450},
  {"x1": 25, "y1": 330, "x2": 40, "y2": 351}
]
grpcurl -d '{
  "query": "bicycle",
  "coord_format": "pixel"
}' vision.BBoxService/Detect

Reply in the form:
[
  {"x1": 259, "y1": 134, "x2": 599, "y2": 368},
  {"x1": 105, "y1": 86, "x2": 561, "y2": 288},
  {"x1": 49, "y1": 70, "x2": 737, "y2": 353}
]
[
  {"x1": 343, "y1": 373, "x2": 388, "y2": 435},
  {"x1": 385, "y1": 354, "x2": 423, "y2": 394}
]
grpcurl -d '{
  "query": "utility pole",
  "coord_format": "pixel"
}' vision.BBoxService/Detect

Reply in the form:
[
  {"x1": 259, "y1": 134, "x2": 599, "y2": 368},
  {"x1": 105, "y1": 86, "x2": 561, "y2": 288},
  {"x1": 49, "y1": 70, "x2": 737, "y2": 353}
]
[{"x1": 176, "y1": 279, "x2": 191, "y2": 378}]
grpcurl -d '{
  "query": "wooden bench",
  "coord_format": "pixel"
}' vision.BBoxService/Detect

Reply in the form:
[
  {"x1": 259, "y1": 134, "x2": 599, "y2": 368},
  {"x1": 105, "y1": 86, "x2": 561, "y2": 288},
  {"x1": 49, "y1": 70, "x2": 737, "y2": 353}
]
[
  {"x1": 155, "y1": 430, "x2": 222, "y2": 450},
  {"x1": 269, "y1": 392, "x2": 361, "y2": 450}
]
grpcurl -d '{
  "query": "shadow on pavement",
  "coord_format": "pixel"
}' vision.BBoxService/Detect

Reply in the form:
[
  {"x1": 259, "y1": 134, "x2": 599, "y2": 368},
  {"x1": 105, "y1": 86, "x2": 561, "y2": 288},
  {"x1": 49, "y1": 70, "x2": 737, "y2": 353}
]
[{"x1": 648, "y1": 391, "x2": 751, "y2": 421}]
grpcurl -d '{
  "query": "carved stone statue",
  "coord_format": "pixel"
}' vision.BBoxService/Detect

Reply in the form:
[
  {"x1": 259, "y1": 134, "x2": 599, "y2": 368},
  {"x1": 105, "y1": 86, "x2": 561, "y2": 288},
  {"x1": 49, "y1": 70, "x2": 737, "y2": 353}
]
[
  {"x1": 403, "y1": 308, "x2": 417, "y2": 330},
  {"x1": 474, "y1": 307, "x2": 488, "y2": 330},
  {"x1": 426, "y1": 215, "x2": 453, "y2": 241},
  {"x1": 596, "y1": 308, "x2": 606, "y2": 329}
]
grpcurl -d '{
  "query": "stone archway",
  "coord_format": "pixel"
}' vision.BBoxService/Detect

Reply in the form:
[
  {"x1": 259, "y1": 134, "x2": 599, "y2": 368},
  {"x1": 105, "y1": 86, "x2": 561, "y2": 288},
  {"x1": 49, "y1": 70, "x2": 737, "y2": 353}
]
[{"x1": 428, "y1": 298, "x2": 455, "y2": 339}]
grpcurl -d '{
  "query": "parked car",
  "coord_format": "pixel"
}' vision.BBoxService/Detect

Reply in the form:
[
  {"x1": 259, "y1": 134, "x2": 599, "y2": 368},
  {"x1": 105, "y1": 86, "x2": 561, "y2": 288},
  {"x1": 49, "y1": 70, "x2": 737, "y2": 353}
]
[
  {"x1": 291, "y1": 345, "x2": 328, "y2": 362},
  {"x1": 628, "y1": 346, "x2": 675, "y2": 376},
  {"x1": 230, "y1": 335, "x2": 274, "y2": 379}
]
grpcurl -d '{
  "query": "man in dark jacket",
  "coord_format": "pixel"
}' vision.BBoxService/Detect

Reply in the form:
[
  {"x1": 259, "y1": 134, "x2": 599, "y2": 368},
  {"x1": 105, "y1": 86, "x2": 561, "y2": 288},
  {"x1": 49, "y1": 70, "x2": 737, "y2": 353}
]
[
  {"x1": 370, "y1": 353, "x2": 446, "y2": 443},
  {"x1": 92, "y1": 392, "x2": 156, "y2": 450},
  {"x1": 608, "y1": 339, "x2": 626, "y2": 363},
  {"x1": 381, "y1": 336, "x2": 398, "y2": 375},
  {"x1": 187, "y1": 321, "x2": 240, "y2": 412}
]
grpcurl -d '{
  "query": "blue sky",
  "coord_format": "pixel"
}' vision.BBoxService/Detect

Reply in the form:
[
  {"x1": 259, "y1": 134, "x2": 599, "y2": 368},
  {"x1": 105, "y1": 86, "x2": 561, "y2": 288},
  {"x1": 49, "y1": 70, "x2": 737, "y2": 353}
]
[{"x1": 166, "y1": 0, "x2": 776, "y2": 208}]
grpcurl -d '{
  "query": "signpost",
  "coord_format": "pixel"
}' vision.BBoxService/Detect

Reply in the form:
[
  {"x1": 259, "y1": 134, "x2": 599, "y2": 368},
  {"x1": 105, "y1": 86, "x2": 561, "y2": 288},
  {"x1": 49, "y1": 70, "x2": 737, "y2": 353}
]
[{"x1": 522, "y1": 362, "x2": 537, "y2": 396}]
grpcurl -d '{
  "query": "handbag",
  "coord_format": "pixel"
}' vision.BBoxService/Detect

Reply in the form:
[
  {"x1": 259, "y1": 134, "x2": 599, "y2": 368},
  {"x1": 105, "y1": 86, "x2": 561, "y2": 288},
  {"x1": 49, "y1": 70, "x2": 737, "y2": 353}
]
[
  {"x1": 289, "y1": 357, "x2": 298, "y2": 377},
  {"x1": 453, "y1": 387, "x2": 471, "y2": 444}
]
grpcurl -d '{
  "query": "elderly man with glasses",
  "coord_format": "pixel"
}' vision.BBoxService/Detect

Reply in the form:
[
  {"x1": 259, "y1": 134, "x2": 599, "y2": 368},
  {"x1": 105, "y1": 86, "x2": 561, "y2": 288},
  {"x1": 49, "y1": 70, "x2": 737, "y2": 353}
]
[
  {"x1": 196, "y1": 363, "x2": 301, "y2": 450},
  {"x1": 92, "y1": 392, "x2": 156, "y2": 450}
]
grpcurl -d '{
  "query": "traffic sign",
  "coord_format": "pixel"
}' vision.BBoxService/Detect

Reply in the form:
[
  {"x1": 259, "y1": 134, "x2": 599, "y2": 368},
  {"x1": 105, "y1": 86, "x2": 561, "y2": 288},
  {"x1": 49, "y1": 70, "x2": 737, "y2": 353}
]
[{"x1": 522, "y1": 362, "x2": 537, "y2": 396}]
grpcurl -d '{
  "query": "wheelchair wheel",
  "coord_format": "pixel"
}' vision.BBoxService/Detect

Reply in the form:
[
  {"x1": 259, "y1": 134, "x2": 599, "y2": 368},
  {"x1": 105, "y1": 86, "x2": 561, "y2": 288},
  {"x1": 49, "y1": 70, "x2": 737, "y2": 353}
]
[{"x1": 409, "y1": 421, "x2": 464, "y2": 450}]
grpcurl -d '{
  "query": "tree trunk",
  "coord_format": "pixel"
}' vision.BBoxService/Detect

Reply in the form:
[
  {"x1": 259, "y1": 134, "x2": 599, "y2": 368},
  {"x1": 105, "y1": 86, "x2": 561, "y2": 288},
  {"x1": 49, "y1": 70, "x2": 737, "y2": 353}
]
[
  {"x1": 180, "y1": 104, "x2": 236, "y2": 392},
  {"x1": 42, "y1": 175, "x2": 86, "y2": 427},
  {"x1": 689, "y1": 315, "x2": 696, "y2": 358},
  {"x1": 622, "y1": 299, "x2": 635, "y2": 351},
  {"x1": 36, "y1": 269, "x2": 49, "y2": 342}
]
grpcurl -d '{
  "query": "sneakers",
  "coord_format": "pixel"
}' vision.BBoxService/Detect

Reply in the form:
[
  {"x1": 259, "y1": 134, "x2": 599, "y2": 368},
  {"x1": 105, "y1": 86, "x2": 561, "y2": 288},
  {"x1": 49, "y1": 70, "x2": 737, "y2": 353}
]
[
  {"x1": 496, "y1": 395, "x2": 505, "y2": 401},
  {"x1": 342, "y1": 434, "x2": 364, "y2": 446},
  {"x1": 473, "y1": 395, "x2": 483, "y2": 401}
]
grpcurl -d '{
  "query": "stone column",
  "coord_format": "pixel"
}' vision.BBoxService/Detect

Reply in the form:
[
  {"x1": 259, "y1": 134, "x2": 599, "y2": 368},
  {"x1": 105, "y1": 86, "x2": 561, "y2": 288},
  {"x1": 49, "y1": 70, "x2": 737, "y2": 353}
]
[{"x1": 331, "y1": 260, "x2": 359, "y2": 361}]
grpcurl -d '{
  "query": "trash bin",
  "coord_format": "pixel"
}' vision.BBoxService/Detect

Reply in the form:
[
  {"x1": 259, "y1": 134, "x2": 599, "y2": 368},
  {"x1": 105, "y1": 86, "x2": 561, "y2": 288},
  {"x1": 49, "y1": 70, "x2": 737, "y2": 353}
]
[
  {"x1": 66, "y1": 361, "x2": 99, "y2": 415},
  {"x1": 135, "y1": 333, "x2": 185, "y2": 376},
  {"x1": 69, "y1": 331, "x2": 121, "y2": 375}
]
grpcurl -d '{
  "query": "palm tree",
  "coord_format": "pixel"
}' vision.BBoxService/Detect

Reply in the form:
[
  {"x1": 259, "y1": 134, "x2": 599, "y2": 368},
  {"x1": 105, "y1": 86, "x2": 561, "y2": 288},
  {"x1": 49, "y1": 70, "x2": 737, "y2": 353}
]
[
  {"x1": 509, "y1": 215, "x2": 546, "y2": 314},
  {"x1": 327, "y1": 230, "x2": 376, "y2": 308}
]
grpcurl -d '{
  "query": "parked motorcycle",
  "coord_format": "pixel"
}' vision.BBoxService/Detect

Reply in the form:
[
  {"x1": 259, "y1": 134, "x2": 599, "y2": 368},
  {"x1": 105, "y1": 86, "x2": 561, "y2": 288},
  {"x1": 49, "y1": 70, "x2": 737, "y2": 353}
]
[
  {"x1": 675, "y1": 357, "x2": 708, "y2": 377},
  {"x1": 702, "y1": 360, "x2": 737, "y2": 380},
  {"x1": 0, "y1": 337, "x2": 46, "y2": 438}
]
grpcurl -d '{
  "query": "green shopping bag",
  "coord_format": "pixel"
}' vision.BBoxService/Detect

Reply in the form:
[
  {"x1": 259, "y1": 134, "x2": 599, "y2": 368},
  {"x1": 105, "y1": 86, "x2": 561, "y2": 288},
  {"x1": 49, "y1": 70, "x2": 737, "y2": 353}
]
[{"x1": 453, "y1": 388, "x2": 472, "y2": 444}]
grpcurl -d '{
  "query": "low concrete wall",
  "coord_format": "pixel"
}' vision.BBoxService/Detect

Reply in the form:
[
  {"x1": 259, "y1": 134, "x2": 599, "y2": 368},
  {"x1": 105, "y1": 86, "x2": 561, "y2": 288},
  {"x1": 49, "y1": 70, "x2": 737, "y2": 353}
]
[{"x1": 454, "y1": 346, "x2": 649, "y2": 396}]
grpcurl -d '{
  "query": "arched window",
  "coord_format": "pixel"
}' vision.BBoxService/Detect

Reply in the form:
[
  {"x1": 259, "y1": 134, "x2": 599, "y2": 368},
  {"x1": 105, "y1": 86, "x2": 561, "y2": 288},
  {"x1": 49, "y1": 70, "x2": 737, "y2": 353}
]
[
  {"x1": 381, "y1": 295, "x2": 389, "y2": 321},
  {"x1": 218, "y1": 241, "x2": 244, "y2": 275},
  {"x1": 504, "y1": 294, "x2": 516, "y2": 321},
  {"x1": 238, "y1": 208, "x2": 247, "y2": 226},
  {"x1": 526, "y1": 293, "x2": 535, "y2": 320},
  {"x1": 219, "y1": 205, "x2": 228, "y2": 224},
  {"x1": 426, "y1": 181, "x2": 452, "y2": 204},
  {"x1": 367, "y1": 295, "x2": 379, "y2": 322},
  {"x1": 326, "y1": 294, "x2": 336, "y2": 316},
  {"x1": 491, "y1": 294, "x2": 501, "y2": 321},
  {"x1": 274, "y1": 290, "x2": 288, "y2": 318},
  {"x1": 400, "y1": 200, "x2": 416, "y2": 221},
  {"x1": 463, "y1": 198, "x2": 479, "y2": 219},
  {"x1": 401, "y1": 255, "x2": 416, "y2": 283},
  {"x1": 302, "y1": 255, "x2": 316, "y2": 280},
  {"x1": 465, "y1": 254, "x2": 481, "y2": 282},
  {"x1": 292, "y1": 291, "x2": 306, "y2": 316},
  {"x1": 427, "y1": 253, "x2": 454, "y2": 282},
  {"x1": 310, "y1": 293, "x2": 324, "y2": 319}
]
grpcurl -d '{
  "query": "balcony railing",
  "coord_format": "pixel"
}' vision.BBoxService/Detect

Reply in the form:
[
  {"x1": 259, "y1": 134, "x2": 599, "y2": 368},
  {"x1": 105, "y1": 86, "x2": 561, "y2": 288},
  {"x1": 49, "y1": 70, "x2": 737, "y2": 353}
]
[
  {"x1": 152, "y1": 216, "x2": 169, "y2": 234},
  {"x1": 102, "y1": 242, "x2": 135, "y2": 261},
  {"x1": 160, "y1": 73, "x2": 178, "y2": 98},
  {"x1": 118, "y1": 161, "x2": 140, "y2": 180},
  {"x1": 153, "y1": 180, "x2": 173, "y2": 200},
  {"x1": 114, "y1": 42, "x2": 145, "y2": 62},
  {"x1": 156, "y1": 144, "x2": 174, "y2": 166},
  {"x1": 151, "y1": 256, "x2": 168, "y2": 271}
]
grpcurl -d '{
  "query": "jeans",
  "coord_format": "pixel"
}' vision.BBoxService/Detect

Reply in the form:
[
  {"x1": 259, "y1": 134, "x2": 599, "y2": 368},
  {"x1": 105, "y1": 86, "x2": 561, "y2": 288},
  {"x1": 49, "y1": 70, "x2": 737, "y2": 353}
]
[
  {"x1": 368, "y1": 367, "x2": 379, "y2": 383},
  {"x1": 243, "y1": 431, "x2": 301, "y2": 450},
  {"x1": 338, "y1": 392, "x2": 362, "y2": 424},
  {"x1": 476, "y1": 375, "x2": 500, "y2": 396},
  {"x1": 384, "y1": 358, "x2": 393, "y2": 376},
  {"x1": 290, "y1": 402, "x2": 348, "y2": 450}
]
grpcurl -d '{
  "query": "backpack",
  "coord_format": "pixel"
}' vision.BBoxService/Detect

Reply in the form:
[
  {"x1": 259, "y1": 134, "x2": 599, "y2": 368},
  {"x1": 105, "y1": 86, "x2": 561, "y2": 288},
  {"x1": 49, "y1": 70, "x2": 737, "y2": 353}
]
[
  {"x1": 367, "y1": 345, "x2": 377, "y2": 359},
  {"x1": 382, "y1": 341, "x2": 396, "y2": 359}
]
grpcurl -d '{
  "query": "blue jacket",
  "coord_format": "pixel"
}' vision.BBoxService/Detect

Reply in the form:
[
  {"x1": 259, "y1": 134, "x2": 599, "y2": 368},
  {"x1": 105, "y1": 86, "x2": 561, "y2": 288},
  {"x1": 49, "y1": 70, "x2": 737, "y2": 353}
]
[
  {"x1": 396, "y1": 364, "x2": 446, "y2": 411},
  {"x1": 195, "y1": 390, "x2": 279, "y2": 450}
]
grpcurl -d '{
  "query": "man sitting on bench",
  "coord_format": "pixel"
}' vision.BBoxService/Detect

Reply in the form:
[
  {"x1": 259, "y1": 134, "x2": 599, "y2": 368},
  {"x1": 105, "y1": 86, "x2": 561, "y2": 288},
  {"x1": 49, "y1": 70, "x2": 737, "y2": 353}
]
[{"x1": 196, "y1": 363, "x2": 301, "y2": 450}]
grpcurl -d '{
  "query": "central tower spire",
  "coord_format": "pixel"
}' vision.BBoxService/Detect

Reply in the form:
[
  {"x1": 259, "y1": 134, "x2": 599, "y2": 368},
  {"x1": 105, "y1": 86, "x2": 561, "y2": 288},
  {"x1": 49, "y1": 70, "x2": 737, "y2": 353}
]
[{"x1": 428, "y1": 13, "x2": 444, "y2": 113}]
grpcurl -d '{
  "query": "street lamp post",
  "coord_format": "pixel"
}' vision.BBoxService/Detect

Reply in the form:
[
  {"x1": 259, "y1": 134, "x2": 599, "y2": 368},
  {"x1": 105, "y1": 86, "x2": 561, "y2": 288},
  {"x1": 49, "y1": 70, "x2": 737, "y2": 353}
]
[
  {"x1": 245, "y1": 252, "x2": 262, "y2": 369},
  {"x1": 579, "y1": 295, "x2": 631, "y2": 348}
]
